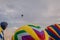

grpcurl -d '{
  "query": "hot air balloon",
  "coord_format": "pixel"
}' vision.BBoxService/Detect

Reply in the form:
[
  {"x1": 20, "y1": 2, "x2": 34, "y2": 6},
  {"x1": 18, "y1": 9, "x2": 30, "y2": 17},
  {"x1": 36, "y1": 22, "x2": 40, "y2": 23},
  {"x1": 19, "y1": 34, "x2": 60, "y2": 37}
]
[
  {"x1": 12, "y1": 24, "x2": 50, "y2": 40},
  {"x1": 45, "y1": 24, "x2": 60, "y2": 40}
]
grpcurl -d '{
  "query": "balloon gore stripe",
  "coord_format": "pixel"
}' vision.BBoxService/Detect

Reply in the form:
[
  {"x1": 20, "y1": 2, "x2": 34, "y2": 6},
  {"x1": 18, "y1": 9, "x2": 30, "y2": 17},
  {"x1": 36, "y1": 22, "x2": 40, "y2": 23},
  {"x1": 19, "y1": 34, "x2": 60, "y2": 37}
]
[{"x1": 45, "y1": 24, "x2": 60, "y2": 40}]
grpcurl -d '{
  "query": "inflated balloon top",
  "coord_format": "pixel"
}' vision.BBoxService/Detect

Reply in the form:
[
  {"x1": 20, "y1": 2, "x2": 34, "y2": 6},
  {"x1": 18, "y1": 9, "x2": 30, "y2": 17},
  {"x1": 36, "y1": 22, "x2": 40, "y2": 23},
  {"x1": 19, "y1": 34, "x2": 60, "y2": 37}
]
[
  {"x1": 45, "y1": 24, "x2": 60, "y2": 40},
  {"x1": 12, "y1": 24, "x2": 49, "y2": 40},
  {"x1": 0, "y1": 22, "x2": 8, "y2": 30}
]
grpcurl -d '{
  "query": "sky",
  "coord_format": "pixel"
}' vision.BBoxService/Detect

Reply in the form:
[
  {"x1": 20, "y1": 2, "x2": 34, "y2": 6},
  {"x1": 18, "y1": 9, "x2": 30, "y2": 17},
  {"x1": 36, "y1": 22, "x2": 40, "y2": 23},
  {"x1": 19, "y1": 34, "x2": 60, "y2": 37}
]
[
  {"x1": 0, "y1": 0, "x2": 60, "y2": 28},
  {"x1": 0, "y1": 0, "x2": 60, "y2": 40}
]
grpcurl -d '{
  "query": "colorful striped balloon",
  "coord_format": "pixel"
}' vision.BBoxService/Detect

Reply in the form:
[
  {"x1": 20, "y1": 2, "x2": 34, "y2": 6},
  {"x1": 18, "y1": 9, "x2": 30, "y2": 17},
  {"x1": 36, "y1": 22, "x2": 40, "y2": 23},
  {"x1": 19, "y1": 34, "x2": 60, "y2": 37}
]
[
  {"x1": 45, "y1": 24, "x2": 60, "y2": 40},
  {"x1": 12, "y1": 24, "x2": 49, "y2": 40}
]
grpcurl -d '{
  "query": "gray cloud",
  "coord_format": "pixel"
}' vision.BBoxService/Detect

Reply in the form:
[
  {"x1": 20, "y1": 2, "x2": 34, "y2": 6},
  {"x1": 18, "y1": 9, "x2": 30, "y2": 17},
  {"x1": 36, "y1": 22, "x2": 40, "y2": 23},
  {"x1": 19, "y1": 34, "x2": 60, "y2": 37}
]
[{"x1": 0, "y1": 0, "x2": 60, "y2": 29}]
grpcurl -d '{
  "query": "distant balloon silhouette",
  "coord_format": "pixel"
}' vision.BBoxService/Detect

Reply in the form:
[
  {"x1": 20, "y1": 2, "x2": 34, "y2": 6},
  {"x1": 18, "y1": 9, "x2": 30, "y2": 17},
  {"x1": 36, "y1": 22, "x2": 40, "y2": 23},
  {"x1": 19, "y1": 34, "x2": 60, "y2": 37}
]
[{"x1": 21, "y1": 14, "x2": 24, "y2": 17}]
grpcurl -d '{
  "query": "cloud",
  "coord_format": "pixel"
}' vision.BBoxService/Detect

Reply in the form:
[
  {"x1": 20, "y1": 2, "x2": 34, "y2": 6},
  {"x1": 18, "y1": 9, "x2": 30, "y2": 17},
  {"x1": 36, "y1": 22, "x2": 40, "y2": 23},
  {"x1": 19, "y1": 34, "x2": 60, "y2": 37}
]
[{"x1": 0, "y1": 0, "x2": 60, "y2": 28}]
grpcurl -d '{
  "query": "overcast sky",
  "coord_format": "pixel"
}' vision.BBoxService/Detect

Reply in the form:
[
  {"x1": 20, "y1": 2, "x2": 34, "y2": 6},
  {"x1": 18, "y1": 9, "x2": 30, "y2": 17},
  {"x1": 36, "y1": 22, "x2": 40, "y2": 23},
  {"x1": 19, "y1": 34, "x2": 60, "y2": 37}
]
[{"x1": 0, "y1": 0, "x2": 60, "y2": 29}]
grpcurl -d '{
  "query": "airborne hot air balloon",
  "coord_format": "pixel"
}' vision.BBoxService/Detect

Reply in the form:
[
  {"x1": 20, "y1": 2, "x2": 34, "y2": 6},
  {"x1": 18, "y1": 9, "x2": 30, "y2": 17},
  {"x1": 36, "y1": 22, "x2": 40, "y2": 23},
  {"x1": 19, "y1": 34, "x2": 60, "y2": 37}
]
[
  {"x1": 12, "y1": 24, "x2": 50, "y2": 40},
  {"x1": 45, "y1": 24, "x2": 60, "y2": 40}
]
